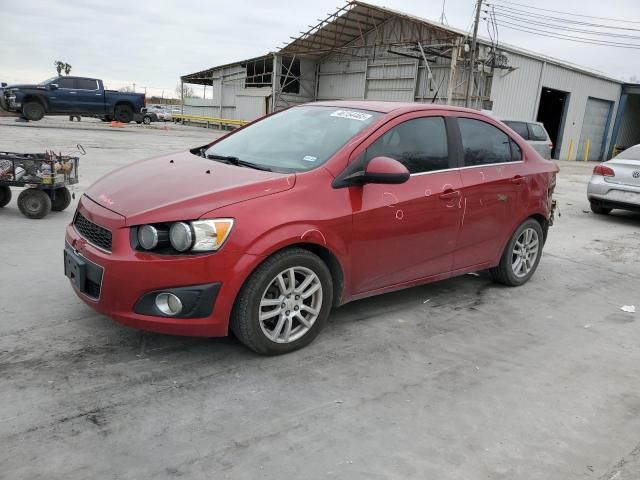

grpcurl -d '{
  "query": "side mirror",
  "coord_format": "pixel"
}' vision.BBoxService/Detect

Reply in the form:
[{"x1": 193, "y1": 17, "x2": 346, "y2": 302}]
[
  {"x1": 49, "y1": 84, "x2": 59, "y2": 90},
  {"x1": 0, "y1": 83, "x2": 7, "y2": 88},
  {"x1": 363, "y1": 156, "x2": 410, "y2": 184}
]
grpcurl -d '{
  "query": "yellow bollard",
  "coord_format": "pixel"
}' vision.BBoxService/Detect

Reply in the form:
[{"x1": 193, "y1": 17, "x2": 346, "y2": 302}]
[
  {"x1": 567, "y1": 138, "x2": 574, "y2": 161},
  {"x1": 584, "y1": 138, "x2": 591, "y2": 162}
]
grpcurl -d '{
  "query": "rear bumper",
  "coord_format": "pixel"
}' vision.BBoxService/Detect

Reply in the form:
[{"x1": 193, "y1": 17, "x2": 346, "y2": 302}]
[
  {"x1": 587, "y1": 175, "x2": 640, "y2": 211},
  {"x1": 65, "y1": 196, "x2": 265, "y2": 337}
]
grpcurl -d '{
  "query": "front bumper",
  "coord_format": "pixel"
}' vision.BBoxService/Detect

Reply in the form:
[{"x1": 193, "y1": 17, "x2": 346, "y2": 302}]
[
  {"x1": 64, "y1": 196, "x2": 264, "y2": 337},
  {"x1": 0, "y1": 92, "x2": 20, "y2": 112},
  {"x1": 587, "y1": 176, "x2": 640, "y2": 212}
]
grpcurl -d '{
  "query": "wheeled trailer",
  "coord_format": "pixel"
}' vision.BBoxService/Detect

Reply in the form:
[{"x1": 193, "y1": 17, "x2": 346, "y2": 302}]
[{"x1": 0, "y1": 148, "x2": 81, "y2": 219}]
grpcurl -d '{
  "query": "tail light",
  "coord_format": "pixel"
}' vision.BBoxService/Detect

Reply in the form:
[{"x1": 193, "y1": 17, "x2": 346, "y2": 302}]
[
  {"x1": 548, "y1": 143, "x2": 553, "y2": 150},
  {"x1": 593, "y1": 164, "x2": 615, "y2": 177},
  {"x1": 143, "y1": 94, "x2": 147, "y2": 106}
]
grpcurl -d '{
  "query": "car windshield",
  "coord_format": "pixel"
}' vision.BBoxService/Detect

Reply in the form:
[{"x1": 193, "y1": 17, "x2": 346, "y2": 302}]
[
  {"x1": 204, "y1": 106, "x2": 381, "y2": 172},
  {"x1": 38, "y1": 77, "x2": 58, "y2": 86}
]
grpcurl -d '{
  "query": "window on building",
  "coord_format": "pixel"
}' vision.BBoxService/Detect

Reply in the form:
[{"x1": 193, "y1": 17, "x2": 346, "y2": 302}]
[
  {"x1": 459, "y1": 118, "x2": 518, "y2": 166},
  {"x1": 245, "y1": 58, "x2": 272, "y2": 88},
  {"x1": 365, "y1": 117, "x2": 449, "y2": 174},
  {"x1": 280, "y1": 57, "x2": 300, "y2": 94}
]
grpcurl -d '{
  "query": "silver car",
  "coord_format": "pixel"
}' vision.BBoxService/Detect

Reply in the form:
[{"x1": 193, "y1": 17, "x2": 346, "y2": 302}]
[
  {"x1": 502, "y1": 120, "x2": 553, "y2": 159},
  {"x1": 587, "y1": 144, "x2": 640, "y2": 214}
]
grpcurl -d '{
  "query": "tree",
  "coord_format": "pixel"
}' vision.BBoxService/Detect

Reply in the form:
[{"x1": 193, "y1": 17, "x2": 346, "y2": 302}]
[
  {"x1": 176, "y1": 82, "x2": 198, "y2": 99},
  {"x1": 54, "y1": 61, "x2": 72, "y2": 76}
]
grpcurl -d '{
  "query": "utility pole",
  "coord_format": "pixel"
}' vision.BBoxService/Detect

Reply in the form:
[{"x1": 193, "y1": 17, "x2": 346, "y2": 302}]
[
  {"x1": 132, "y1": 82, "x2": 136, "y2": 93},
  {"x1": 464, "y1": 0, "x2": 482, "y2": 108}
]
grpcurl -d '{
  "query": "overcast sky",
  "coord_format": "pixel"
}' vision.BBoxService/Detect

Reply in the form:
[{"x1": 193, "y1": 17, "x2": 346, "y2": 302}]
[{"x1": 0, "y1": 0, "x2": 638, "y2": 97}]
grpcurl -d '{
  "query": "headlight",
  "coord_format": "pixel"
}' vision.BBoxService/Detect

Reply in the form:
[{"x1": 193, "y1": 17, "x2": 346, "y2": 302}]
[
  {"x1": 138, "y1": 225, "x2": 159, "y2": 250},
  {"x1": 169, "y1": 222, "x2": 193, "y2": 252},
  {"x1": 191, "y1": 219, "x2": 234, "y2": 252}
]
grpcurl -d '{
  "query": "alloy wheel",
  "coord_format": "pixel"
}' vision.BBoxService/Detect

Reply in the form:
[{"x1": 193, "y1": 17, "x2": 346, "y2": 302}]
[{"x1": 511, "y1": 227, "x2": 540, "y2": 278}]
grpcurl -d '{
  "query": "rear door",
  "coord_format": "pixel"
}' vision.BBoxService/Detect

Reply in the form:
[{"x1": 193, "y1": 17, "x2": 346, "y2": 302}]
[
  {"x1": 73, "y1": 78, "x2": 104, "y2": 114},
  {"x1": 350, "y1": 112, "x2": 464, "y2": 294},
  {"x1": 453, "y1": 116, "x2": 525, "y2": 270}
]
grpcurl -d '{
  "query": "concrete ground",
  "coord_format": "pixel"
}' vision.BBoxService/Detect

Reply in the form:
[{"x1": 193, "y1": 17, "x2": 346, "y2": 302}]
[{"x1": 0, "y1": 116, "x2": 638, "y2": 480}]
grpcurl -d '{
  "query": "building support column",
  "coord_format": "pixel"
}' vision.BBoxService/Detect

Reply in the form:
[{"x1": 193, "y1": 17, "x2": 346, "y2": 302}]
[
  {"x1": 271, "y1": 53, "x2": 279, "y2": 113},
  {"x1": 446, "y1": 39, "x2": 459, "y2": 105}
]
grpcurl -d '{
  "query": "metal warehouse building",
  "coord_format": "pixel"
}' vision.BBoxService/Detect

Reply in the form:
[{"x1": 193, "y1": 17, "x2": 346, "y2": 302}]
[{"x1": 181, "y1": 1, "x2": 639, "y2": 161}]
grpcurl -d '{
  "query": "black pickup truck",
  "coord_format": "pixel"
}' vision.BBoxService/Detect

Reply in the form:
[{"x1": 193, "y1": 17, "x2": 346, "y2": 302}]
[{"x1": 0, "y1": 76, "x2": 146, "y2": 122}]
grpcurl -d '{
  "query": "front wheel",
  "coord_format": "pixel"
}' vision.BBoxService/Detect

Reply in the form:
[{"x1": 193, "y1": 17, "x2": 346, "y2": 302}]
[
  {"x1": 17, "y1": 189, "x2": 52, "y2": 219},
  {"x1": 231, "y1": 248, "x2": 333, "y2": 355},
  {"x1": 142, "y1": 115, "x2": 152, "y2": 125},
  {"x1": 490, "y1": 219, "x2": 544, "y2": 286},
  {"x1": 22, "y1": 101, "x2": 45, "y2": 121}
]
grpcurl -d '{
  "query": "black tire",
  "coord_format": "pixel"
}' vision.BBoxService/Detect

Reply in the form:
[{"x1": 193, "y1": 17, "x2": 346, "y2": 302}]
[
  {"x1": 142, "y1": 115, "x2": 152, "y2": 125},
  {"x1": 22, "y1": 101, "x2": 45, "y2": 121},
  {"x1": 51, "y1": 187, "x2": 72, "y2": 211},
  {"x1": 0, "y1": 186, "x2": 11, "y2": 207},
  {"x1": 489, "y1": 218, "x2": 544, "y2": 287},
  {"x1": 230, "y1": 248, "x2": 334, "y2": 355},
  {"x1": 17, "y1": 189, "x2": 52, "y2": 219},
  {"x1": 590, "y1": 202, "x2": 612, "y2": 215},
  {"x1": 114, "y1": 104, "x2": 134, "y2": 123}
]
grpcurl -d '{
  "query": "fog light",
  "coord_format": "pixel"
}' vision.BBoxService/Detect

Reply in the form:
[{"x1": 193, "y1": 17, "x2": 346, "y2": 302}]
[{"x1": 155, "y1": 292, "x2": 183, "y2": 316}]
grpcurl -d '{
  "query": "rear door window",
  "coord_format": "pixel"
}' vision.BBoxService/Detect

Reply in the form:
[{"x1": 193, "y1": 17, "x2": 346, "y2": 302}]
[
  {"x1": 528, "y1": 123, "x2": 548, "y2": 141},
  {"x1": 365, "y1": 117, "x2": 449, "y2": 174},
  {"x1": 458, "y1": 118, "x2": 519, "y2": 166},
  {"x1": 75, "y1": 78, "x2": 98, "y2": 90},
  {"x1": 504, "y1": 121, "x2": 529, "y2": 140}
]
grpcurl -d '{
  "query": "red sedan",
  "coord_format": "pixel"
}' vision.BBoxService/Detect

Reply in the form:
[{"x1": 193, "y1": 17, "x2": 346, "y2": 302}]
[{"x1": 65, "y1": 101, "x2": 559, "y2": 354}]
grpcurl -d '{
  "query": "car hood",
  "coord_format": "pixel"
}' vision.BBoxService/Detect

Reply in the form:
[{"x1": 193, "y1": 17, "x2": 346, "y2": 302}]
[
  {"x1": 85, "y1": 151, "x2": 296, "y2": 225},
  {"x1": 3, "y1": 84, "x2": 42, "y2": 90}
]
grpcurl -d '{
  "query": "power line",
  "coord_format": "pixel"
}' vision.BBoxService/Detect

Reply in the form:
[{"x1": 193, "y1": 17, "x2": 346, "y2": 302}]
[
  {"x1": 488, "y1": 18, "x2": 640, "y2": 49},
  {"x1": 491, "y1": 0, "x2": 640, "y2": 24},
  {"x1": 487, "y1": 3, "x2": 640, "y2": 32},
  {"x1": 487, "y1": 10, "x2": 640, "y2": 39}
]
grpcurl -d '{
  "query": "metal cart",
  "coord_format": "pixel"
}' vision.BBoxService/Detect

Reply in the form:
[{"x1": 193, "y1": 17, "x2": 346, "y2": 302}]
[{"x1": 0, "y1": 147, "x2": 82, "y2": 219}]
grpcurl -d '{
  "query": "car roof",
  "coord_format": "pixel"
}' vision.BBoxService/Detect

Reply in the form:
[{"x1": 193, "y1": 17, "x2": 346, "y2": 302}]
[
  {"x1": 307, "y1": 100, "x2": 481, "y2": 116},
  {"x1": 501, "y1": 119, "x2": 545, "y2": 126}
]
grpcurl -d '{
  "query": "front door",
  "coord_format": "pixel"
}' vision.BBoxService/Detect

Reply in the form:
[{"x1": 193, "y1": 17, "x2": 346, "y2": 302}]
[
  {"x1": 48, "y1": 77, "x2": 76, "y2": 112},
  {"x1": 349, "y1": 114, "x2": 464, "y2": 295}
]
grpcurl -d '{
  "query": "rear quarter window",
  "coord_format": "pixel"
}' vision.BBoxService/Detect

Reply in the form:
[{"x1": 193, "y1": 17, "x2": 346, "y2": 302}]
[{"x1": 528, "y1": 123, "x2": 548, "y2": 141}]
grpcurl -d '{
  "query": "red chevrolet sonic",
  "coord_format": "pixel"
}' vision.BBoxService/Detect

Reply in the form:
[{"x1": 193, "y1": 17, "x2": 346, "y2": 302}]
[{"x1": 65, "y1": 101, "x2": 559, "y2": 354}]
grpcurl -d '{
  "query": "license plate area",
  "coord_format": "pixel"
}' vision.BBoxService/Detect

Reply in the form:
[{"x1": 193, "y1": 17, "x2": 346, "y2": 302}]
[{"x1": 64, "y1": 246, "x2": 103, "y2": 299}]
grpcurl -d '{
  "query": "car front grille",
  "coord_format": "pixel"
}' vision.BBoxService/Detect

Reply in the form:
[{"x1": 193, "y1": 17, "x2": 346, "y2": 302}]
[{"x1": 74, "y1": 212, "x2": 113, "y2": 252}]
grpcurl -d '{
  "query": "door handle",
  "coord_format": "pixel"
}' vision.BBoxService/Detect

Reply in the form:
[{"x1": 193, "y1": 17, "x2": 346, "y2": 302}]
[
  {"x1": 68, "y1": 91, "x2": 77, "y2": 94},
  {"x1": 510, "y1": 175, "x2": 525, "y2": 185},
  {"x1": 439, "y1": 189, "x2": 461, "y2": 200}
]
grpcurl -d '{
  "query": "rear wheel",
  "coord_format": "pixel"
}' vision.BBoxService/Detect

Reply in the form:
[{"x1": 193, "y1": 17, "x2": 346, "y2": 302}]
[
  {"x1": 0, "y1": 186, "x2": 11, "y2": 207},
  {"x1": 590, "y1": 202, "x2": 612, "y2": 215},
  {"x1": 490, "y1": 218, "x2": 544, "y2": 286},
  {"x1": 51, "y1": 187, "x2": 72, "y2": 211},
  {"x1": 114, "y1": 104, "x2": 133, "y2": 123},
  {"x1": 17, "y1": 189, "x2": 52, "y2": 219},
  {"x1": 142, "y1": 115, "x2": 152, "y2": 125},
  {"x1": 231, "y1": 248, "x2": 333, "y2": 355},
  {"x1": 22, "y1": 101, "x2": 45, "y2": 121}
]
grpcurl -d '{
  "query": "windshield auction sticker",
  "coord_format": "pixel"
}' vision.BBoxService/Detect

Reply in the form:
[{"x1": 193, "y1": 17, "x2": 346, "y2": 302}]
[{"x1": 330, "y1": 110, "x2": 372, "y2": 121}]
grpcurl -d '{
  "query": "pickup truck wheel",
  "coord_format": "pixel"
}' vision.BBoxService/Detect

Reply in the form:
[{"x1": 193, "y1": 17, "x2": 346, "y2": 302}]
[
  {"x1": 0, "y1": 186, "x2": 11, "y2": 207},
  {"x1": 231, "y1": 248, "x2": 333, "y2": 355},
  {"x1": 51, "y1": 187, "x2": 72, "y2": 211},
  {"x1": 17, "y1": 189, "x2": 52, "y2": 219},
  {"x1": 114, "y1": 105, "x2": 133, "y2": 123},
  {"x1": 22, "y1": 101, "x2": 45, "y2": 121},
  {"x1": 142, "y1": 115, "x2": 152, "y2": 125}
]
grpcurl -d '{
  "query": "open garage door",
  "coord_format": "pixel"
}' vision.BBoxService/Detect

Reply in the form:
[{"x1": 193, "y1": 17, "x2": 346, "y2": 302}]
[{"x1": 578, "y1": 97, "x2": 613, "y2": 161}]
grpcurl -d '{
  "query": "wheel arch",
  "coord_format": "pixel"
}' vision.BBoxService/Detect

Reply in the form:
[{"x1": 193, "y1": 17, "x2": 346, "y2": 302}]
[{"x1": 23, "y1": 94, "x2": 48, "y2": 110}]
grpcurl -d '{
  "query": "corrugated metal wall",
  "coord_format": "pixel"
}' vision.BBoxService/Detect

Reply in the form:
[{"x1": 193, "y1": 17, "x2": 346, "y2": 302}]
[
  {"x1": 491, "y1": 51, "x2": 622, "y2": 160},
  {"x1": 616, "y1": 94, "x2": 640, "y2": 147}
]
